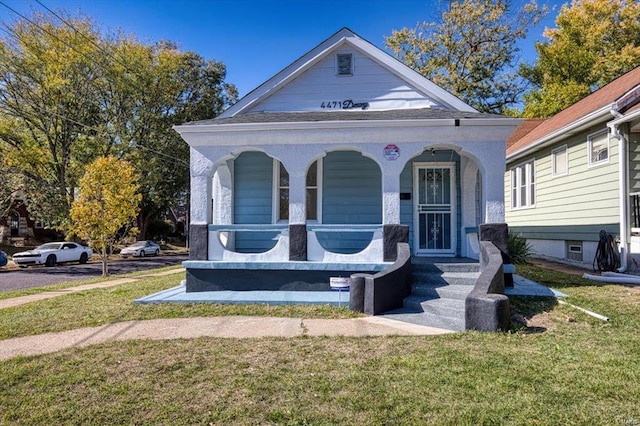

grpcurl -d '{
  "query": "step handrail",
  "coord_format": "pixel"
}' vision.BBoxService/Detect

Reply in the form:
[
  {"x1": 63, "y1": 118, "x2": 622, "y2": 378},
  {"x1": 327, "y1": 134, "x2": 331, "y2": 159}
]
[{"x1": 465, "y1": 241, "x2": 511, "y2": 332}]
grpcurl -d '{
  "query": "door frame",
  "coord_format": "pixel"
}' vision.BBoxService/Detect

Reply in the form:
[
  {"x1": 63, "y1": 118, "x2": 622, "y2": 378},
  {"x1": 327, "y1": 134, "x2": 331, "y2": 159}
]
[{"x1": 412, "y1": 162, "x2": 457, "y2": 256}]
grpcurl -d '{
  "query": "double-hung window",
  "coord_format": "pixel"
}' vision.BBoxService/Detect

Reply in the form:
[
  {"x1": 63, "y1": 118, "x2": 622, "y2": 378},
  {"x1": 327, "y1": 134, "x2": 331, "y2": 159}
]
[
  {"x1": 588, "y1": 129, "x2": 609, "y2": 166},
  {"x1": 274, "y1": 160, "x2": 321, "y2": 222},
  {"x1": 511, "y1": 160, "x2": 535, "y2": 209}
]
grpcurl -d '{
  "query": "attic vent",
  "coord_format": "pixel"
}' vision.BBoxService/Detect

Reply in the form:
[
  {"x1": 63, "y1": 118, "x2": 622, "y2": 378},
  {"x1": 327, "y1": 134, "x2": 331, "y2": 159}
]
[{"x1": 336, "y1": 53, "x2": 353, "y2": 76}]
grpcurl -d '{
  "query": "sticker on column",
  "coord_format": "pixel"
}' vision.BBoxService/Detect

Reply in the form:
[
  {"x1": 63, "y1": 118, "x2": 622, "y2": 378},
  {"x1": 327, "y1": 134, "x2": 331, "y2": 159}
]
[{"x1": 383, "y1": 144, "x2": 400, "y2": 161}]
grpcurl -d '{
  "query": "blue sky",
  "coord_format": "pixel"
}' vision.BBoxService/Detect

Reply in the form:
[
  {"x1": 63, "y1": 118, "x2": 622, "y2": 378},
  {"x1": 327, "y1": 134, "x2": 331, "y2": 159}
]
[{"x1": 2, "y1": 0, "x2": 566, "y2": 98}]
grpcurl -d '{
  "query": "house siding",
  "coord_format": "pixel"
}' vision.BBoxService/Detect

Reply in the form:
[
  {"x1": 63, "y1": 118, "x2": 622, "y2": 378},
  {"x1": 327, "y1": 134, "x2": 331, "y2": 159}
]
[
  {"x1": 233, "y1": 152, "x2": 278, "y2": 252},
  {"x1": 250, "y1": 46, "x2": 442, "y2": 112},
  {"x1": 506, "y1": 125, "x2": 621, "y2": 243},
  {"x1": 318, "y1": 151, "x2": 382, "y2": 253}
]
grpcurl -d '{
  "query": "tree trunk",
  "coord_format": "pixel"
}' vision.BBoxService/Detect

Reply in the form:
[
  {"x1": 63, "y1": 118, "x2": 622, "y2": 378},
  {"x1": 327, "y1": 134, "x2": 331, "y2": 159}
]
[
  {"x1": 101, "y1": 245, "x2": 109, "y2": 277},
  {"x1": 137, "y1": 213, "x2": 151, "y2": 240}
]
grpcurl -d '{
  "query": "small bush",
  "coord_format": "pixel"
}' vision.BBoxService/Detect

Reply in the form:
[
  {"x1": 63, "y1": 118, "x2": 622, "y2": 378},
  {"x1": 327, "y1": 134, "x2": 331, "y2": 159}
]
[{"x1": 508, "y1": 231, "x2": 534, "y2": 264}]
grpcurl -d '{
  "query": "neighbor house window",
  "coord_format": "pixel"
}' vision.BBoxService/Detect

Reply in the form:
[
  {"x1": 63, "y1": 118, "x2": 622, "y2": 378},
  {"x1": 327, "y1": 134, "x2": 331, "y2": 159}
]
[
  {"x1": 274, "y1": 160, "x2": 322, "y2": 221},
  {"x1": 336, "y1": 53, "x2": 353, "y2": 76},
  {"x1": 511, "y1": 160, "x2": 535, "y2": 209},
  {"x1": 552, "y1": 145, "x2": 568, "y2": 176},
  {"x1": 588, "y1": 129, "x2": 609, "y2": 166}
]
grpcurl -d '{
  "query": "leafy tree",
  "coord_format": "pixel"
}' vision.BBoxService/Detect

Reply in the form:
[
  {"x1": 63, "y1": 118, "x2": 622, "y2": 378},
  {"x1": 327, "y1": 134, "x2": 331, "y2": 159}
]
[
  {"x1": 522, "y1": 0, "x2": 640, "y2": 117},
  {"x1": 0, "y1": 125, "x2": 23, "y2": 219},
  {"x1": 70, "y1": 156, "x2": 141, "y2": 276},
  {"x1": 100, "y1": 40, "x2": 237, "y2": 238},
  {"x1": 385, "y1": 0, "x2": 546, "y2": 114},
  {"x1": 0, "y1": 11, "x2": 237, "y2": 235},
  {"x1": 0, "y1": 13, "x2": 106, "y2": 225}
]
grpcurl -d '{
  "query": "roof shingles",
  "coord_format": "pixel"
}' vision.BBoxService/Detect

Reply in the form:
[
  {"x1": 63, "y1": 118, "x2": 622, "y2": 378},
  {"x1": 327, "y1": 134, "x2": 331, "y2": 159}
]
[
  {"x1": 507, "y1": 66, "x2": 640, "y2": 157},
  {"x1": 185, "y1": 108, "x2": 503, "y2": 126}
]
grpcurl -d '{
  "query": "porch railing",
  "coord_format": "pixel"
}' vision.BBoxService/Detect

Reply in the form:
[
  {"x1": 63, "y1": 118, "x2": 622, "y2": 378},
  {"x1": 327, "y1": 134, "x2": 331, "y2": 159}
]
[
  {"x1": 206, "y1": 223, "x2": 385, "y2": 263},
  {"x1": 208, "y1": 224, "x2": 289, "y2": 261},
  {"x1": 307, "y1": 224, "x2": 384, "y2": 262}
]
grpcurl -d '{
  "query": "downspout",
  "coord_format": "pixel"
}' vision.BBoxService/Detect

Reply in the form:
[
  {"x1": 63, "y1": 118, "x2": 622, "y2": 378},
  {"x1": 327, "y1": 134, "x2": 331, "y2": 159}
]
[{"x1": 610, "y1": 107, "x2": 628, "y2": 272}]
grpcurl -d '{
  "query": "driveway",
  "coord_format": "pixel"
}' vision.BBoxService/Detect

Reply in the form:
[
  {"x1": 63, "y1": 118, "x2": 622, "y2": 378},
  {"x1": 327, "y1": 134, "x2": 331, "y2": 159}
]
[{"x1": 0, "y1": 255, "x2": 187, "y2": 292}]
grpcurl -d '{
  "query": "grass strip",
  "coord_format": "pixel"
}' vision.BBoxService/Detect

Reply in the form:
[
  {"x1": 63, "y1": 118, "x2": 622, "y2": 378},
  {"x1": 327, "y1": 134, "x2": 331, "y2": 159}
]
[{"x1": 0, "y1": 271, "x2": 360, "y2": 339}]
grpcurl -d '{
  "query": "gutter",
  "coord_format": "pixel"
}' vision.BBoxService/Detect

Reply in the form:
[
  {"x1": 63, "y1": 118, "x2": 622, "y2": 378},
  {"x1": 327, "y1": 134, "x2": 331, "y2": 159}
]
[
  {"x1": 609, "y1": 108, "x2": 629, "y2": 272},
  {"x1": 507, "y1": 105, "x2": 612, "y2": 162}
]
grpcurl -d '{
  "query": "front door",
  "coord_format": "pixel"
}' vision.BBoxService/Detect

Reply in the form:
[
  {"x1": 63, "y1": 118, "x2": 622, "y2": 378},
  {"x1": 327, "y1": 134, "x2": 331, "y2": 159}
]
[{"x1": 414, "y1": 163, "x2": 456, "y2": 256}]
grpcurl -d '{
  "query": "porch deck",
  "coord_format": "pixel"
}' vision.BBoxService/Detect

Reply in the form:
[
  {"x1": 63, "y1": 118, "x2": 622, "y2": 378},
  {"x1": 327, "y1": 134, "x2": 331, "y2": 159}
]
[{"x1": 135, "y1": 257, "x2": 565, "y2": 307}]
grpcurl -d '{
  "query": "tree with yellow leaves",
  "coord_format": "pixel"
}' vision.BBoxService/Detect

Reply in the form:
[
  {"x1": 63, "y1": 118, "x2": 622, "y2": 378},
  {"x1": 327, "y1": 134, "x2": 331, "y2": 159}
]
[
  {"x1": 386, "y1": 0, "x2": 546, "y2": 115},
  {"x1": 522, "y1": 0, "x2": 640, "y2": 117},
  {"x1": 70, "y1": 156, "x2": 141, "y2": 276}
]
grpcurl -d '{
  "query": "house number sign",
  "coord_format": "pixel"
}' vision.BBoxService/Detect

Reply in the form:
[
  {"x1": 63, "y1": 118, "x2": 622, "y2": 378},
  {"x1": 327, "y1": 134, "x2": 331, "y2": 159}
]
[
  {"x1": 320, "y1": 99, "x2": 370, "y2": 110},
  {"x1": 383, "y1": 144, "x2": 400, "y2": 161}
]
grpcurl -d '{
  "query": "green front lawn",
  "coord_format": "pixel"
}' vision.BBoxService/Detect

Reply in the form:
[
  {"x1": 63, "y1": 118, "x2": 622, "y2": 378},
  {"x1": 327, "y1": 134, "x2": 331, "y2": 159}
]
[{"x1": 0, "y1": 264, "x2": 639, "y2": 424}]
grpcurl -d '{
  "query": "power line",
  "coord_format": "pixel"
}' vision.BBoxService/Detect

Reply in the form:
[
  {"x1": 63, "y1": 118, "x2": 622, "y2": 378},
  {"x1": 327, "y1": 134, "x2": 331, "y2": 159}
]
[
  {"x1": 0, "y1": 1, "x2": 190, "y2": 167},
  {"x1": 22, "y1": 102, "x2": 190, "y2": 167}
]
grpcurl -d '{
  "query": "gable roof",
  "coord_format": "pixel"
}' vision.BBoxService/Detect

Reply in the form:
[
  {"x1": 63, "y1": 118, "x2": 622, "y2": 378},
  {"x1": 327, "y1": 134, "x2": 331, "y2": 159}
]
[
  {"x1": 218, "y1": 27, "x2": 477, "y2": 119},
  {"x1": 507, "y1": 66, "x2": 640, "y2": 159}
]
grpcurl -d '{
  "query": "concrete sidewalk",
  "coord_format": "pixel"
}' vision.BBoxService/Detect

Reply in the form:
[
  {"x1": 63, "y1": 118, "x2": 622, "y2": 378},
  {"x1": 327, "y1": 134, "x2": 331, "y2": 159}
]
[{"x1": 0, "y1": 316, "x2": 452, "y2": 361}]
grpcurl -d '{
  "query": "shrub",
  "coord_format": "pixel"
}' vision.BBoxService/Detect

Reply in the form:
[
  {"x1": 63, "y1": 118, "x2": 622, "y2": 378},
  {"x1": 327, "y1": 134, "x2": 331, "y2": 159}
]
[{"x1": 508, "y1": 231, "x2": 534, "y2": 264}]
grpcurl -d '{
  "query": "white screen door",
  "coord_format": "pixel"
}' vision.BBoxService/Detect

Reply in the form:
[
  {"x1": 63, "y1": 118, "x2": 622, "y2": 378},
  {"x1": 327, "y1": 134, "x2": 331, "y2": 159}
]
[{"x1": 414, "y1": 163, "x2": 456, "y2": 255}]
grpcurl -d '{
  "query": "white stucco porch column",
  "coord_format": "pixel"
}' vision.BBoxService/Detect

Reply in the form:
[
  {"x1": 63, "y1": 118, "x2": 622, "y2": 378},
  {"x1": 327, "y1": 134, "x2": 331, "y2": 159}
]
[
  {"x1": 212, "y1": 161, "x2": 233, "y2": 225},
  {"x1": 382, "y1": 172, "x2": 401, "y2": 225},
  {"x1": 287, "y1": 171, "x2": 306, "y2": 225},
  {"x1": 190, "y1": 148, "x2": 214, "y2": 225},
  {"x1": 483, "y1": 167, "x2": 506, "y2": 223},
  {"x1": 189, "y1": 148, "x2": 215, "y2": 260}
]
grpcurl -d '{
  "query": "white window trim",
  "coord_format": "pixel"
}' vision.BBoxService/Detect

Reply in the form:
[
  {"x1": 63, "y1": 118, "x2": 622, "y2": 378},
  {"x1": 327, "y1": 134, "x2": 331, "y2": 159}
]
[
  {"x1": 551, "y1": 145, "x2": 568, "y2": 177},
  {"x1": 307, "y1": 158, "x2": 323, "y2": 224},
  {"x1": 272, "y1": 159, "x2": 323, "y2": 223},
  {"x1": 510, "y1": 160, "x2": 536, "y2": 210},
  {"x1": 272, "y1": 160, "x2": 288, "y2": 224},
  {"x1": 587, "y1": 129, "x2": 610, "y2": 167}
]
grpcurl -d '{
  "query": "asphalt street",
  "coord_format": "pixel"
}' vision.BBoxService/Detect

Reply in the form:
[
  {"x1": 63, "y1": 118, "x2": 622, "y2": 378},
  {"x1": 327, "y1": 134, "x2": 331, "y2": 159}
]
[{"x1": 0, "y1": 255, "x2": 187, "y2": 292}]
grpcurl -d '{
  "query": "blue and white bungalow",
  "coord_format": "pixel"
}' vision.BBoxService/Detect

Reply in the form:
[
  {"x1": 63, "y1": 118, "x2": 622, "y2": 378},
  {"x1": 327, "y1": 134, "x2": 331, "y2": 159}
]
[{"x1": 174, "y1": 28, "x2": 520, "y2": 305}]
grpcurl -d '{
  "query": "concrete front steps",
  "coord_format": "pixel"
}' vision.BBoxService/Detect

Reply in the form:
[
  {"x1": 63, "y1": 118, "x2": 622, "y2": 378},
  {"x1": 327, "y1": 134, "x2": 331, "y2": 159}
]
[{"x1": 382, "y1": 260, "x2": 480, "y2": 331}]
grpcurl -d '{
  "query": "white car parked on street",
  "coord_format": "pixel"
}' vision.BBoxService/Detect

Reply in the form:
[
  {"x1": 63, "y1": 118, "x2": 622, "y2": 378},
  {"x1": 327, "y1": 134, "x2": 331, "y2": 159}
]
[
  {"x1": 12, "y1": 242, "x2": 93, "y2": 268},
  {"x1": 120, "y1": 240, "x2": 161, "y2": 257}
]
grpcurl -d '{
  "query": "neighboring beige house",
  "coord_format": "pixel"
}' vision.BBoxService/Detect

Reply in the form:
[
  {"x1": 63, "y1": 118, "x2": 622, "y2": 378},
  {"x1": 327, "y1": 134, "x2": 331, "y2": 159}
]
[{"x1": 506, "y1": 66, "x2": 640, "y2": 271}]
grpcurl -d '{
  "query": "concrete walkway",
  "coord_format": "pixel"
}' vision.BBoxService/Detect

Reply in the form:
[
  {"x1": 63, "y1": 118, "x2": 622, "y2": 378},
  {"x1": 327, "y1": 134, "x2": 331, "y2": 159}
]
[
  {"x1": 0, "y1": 268, "x2": 453, "y2": 360},
  {"x1": 0, "y1": 316, "x2": 452, "y2": 360}
]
